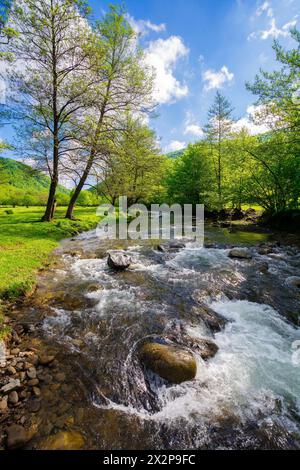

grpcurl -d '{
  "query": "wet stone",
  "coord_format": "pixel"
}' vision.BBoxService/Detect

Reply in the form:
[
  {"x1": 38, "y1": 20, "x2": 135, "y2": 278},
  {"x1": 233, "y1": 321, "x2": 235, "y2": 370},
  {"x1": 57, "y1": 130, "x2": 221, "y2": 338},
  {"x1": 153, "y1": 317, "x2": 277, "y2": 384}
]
[
  {"x1": 40, "y1": 431, "x2": 85, "y2": 450},
  {"x1": 139, "y1": 340, "x2": 197, "y2": 384},
  {"x1": 229, "y1": 248, "x2": 252, "y2": 260},
  {"x1": 6, "y1": 425, "x2": 29, "y2": 450},
  {"x1": 108, "y1": 252, "x2": 132, "y2": 270},
  {"x1": 27, "y1": 399, "x2": 41, "y2": 413}
]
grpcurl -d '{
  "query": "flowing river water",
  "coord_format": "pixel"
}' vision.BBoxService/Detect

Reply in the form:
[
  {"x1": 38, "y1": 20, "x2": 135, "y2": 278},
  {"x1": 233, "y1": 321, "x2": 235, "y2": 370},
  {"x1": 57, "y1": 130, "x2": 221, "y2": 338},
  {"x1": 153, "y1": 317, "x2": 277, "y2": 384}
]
[{"x1": 13, "y1": 224, "x2": 300, "y2": 449}]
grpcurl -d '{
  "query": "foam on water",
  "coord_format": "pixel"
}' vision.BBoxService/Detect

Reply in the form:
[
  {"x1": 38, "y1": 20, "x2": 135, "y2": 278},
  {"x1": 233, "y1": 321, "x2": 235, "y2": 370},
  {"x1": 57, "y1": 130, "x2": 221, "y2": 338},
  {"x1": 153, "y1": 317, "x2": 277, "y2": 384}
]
[
  {"x1": 92, "y1": 299, "x2": 300, "y2": 433},
  {"x1": 41, "y1": 230, "x2": 300, "y2": 446}
]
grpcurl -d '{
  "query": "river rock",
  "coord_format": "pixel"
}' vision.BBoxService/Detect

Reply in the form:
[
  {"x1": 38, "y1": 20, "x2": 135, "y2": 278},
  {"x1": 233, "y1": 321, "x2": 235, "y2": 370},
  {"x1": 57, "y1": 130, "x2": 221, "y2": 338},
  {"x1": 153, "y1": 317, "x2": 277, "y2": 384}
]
[
  {"x1": 195, "y1": 305, "x2": 226, "y2": 332},
  {"x1": 108, "y1": 252, "x2": 132, "y2": 270},
  {"x1": 168, "y1": 241, "x2": 186, "y2": 251},
  {"x1": 8, "y1": 390, "x2": 19, "y2": 404},
  {"x1": 33, "y1": 386, "x2": 41, "y2": 397},
  {"x1": 1, "y1": 378, "x2": 21, "y2": 394},
  {"x1": 40, "y1": 431, "x2": 85, "y2": 450},
  {"x1": 7, "y1": 365, "x2": 17, "y2": 375},
  {"x1": 229, "y1": 248, "x2": 252, "y2": 260},
  {"x1": 38, "y1": 355, "x2": 56, "y2": 366},
  {"x1": 157, "y1": 244, "x2": 166, "y2": 253},
  {"x1": 11, "y1": 348, "x2": 20, "y2": 355},
  {"x1": 189, "y1": 337, "x2": 219, "y2": 360},
  {"x1": 258, "y1": 261, "x2": 269, "y2": 274},
  {"x1": 6, "y1": 424, "x2": 29, "y2": 450},
  {"x1": 27, "y1": 367, "x2": 37, "y2": 379},
  {"x1": 138, "y1": 341, "x2": 197, "y2": 384},
  {"x1": 0, "y1": 396, "x2": 8, "y2": 411},
  {"x1": 286, "y1": 277, "x2": 300, "y2": 288},
  {"x1": 28, "y1": 378, "x2": 39, "y2": 387}
]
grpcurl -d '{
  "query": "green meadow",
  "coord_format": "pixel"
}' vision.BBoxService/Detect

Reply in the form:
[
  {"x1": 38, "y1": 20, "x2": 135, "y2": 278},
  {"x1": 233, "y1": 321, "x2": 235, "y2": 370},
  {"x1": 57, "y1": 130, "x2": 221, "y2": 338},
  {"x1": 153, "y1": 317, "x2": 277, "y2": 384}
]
[{"x1": 0, "y1": 206, "x2": 100, "y2": 301}]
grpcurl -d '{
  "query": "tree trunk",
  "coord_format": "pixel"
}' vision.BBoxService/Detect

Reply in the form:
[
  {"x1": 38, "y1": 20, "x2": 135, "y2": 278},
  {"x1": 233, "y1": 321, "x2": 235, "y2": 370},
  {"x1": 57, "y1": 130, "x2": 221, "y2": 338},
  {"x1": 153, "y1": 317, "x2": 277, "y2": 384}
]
[
  {"x1": 42, "y1": 5, "x2": 59, "y2": 222},
  {"x1": 41, "y1": 178, "x2": 58, "y2": 222},
  {"x1": 65, "y1": 159, "x2": 93, "y2": 219},
  {"x1": 65, "y1": 77, "x2": 112, "y2": 219},
  {"x1": 65, "y1": 116, "x2": 105, "y2": 220}
]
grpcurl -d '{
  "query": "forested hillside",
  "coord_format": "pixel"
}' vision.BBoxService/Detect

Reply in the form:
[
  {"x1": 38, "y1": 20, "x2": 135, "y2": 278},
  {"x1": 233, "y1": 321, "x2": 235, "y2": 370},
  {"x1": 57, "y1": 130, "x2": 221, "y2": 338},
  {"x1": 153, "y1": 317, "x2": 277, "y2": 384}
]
[{"x1": 0, "y1": 157, "x2": 69, "y2": 205}]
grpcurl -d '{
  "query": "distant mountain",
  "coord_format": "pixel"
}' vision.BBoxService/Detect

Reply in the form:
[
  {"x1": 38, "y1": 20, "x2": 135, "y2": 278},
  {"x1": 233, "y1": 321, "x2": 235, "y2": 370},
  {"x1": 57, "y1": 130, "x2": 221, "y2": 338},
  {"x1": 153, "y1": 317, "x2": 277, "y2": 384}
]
[
  {"x1": 0, "y1": 157, "x2": 69, "y2": 193},
  {"x1": 166, "y1": 149, "x2": 185, "y2": 159}
]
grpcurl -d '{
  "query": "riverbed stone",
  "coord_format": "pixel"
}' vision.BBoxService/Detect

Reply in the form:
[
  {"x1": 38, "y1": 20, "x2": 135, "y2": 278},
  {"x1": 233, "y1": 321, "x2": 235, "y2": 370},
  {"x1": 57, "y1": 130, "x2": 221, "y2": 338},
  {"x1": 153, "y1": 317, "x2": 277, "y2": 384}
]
[
  {"x1": 258, "y1": 261, "x2": 269, "y2": 274},
  {"x1": 7, "y1": 365, "x2": 17, "y2": 375},
  {"x1": 138, "y1": 341, "x2": 197, "y2": 384},
  {"x1": 1, "y1": 378, "x2": 21, "y2": 394},
  {"x1": 0, "y1": 396, "x2": 8, "y2": 411},
  {"x1": 28, "y1": 378, "x2": 39, "y2": 387},
  {"x1": 11, "y1": 348, "x2": 20, "y2": 355},
  {"x1": 55, "y1": 372, "x2": 66, "y2": 382},
  {"x1": 286, "y1": 277, "x2": 300, "y2": 288},
  {"x1": 33, "y1": 386, "x2": 41, "y2": 397},
  {"x1": 38, "y1": 355, "x2": 55, "y2": 366},
  {"x1": 40, "y1": 431, "x2": 85, "y2": 450},
  {"x1": 229, "y1": 248, "x2": 252, "y2": 259},
  {"x1": 6, "y1": 424, "x2": 29, "y2": 450},
  {"x1": 190, "y1": 337, "x2": 219, "y2": 360},
  {"x1": 8, "y1": 391, "x2": 19, "y2": 405},
  {"x1": 195, "y1": 305, "x2": 226, "y2": 332},
  {"x1": 108, "y1": 252, "x2": 132, "y2": 270},
  {"x1": 27, "y1": 367, "x2": 37, "y2": 379}
]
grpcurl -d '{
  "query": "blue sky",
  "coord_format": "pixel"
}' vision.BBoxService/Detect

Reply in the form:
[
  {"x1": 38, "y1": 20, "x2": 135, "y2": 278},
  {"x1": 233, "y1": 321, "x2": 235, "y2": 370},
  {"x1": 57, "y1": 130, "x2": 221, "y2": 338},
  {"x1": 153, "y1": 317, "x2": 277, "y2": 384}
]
[{"x1": 1, "y1": 0, "x2": 299, "y2": 156}]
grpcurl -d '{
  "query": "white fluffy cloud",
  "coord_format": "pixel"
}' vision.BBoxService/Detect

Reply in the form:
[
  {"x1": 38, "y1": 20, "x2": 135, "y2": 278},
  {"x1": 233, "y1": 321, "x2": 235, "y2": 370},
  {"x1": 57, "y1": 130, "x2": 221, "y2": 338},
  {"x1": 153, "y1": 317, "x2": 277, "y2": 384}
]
[
  {"x1": 249, "y1": 1, "x2": 298, "y2": 40},
  {"x1": 184, "y1": 124, "x2": 204, "y2": 138},
  {"x1": 184, "y1": 113, "x2": 204, "y2": 138},
  {"x1": 248, "y1": 17, "x2": 298, "y2": 40},
  {"x1": 126, "y1": 14, "x2": 166, "y2": 36},
  {"x1": 232, "y1": 105, "x2": 270, "y2": 134},
  {"x1": 202, "y1": 66, "x2": 234, "y2": 91},
  {"x1": 165, "y1": 140, "x2": 186, "y2": 152},
  {"x1": 255, "y1": 1, "x2": 273, "y2": 18},
  {"x1": 145, "y1": 36, "x2": 189, "y2": 104}
]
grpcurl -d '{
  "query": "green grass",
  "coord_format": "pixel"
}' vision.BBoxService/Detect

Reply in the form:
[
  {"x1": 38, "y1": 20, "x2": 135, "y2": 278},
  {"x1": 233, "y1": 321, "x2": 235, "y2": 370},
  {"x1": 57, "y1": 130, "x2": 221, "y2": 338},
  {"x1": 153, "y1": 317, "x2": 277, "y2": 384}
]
[
  {"x1": 0, "y1": 206, "x2": 101, "y2": 301},
  {"x1": 241, "y1": 204, "x2": 263, "y2": 211}
]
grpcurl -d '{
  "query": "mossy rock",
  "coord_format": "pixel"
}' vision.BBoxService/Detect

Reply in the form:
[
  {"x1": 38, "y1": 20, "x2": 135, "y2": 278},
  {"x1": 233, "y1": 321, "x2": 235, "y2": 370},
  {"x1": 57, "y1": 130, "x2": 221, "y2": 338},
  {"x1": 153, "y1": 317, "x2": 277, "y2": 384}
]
[{"x1": 138, "y1": 341, "x2": 197, "y2": 384}]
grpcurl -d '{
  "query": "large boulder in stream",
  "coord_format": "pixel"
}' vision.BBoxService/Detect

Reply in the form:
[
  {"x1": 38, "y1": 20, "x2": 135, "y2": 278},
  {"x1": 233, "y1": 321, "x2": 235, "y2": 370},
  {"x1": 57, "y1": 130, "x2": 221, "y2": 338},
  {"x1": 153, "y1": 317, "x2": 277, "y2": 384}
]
[
  {"x1": 107, "y1": 252, "x2": 132, "y2": 271},
  {"x1": 229, "y1": 248, "x2": 252, "y2": 260},
  {"x1": 138, "y1": 341, "x2": 197, "y2": 384}
]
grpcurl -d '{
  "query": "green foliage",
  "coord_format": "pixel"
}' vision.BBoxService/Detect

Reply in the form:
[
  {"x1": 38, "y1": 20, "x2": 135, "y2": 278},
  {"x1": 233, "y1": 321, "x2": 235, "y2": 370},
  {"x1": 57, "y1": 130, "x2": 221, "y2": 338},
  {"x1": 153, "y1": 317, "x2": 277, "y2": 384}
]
[
  {"x1": 166, "y1": 142, "x2": 213, "y2": 206},
  {"x1": 246, "y1": 28, "x2": 300, "y2": 136},
  {"x1": 164, "y1": 29, "x2": 300, "y2": 216},
  {"x1": 97, "y1": 115, "x2": 167, "y2": 206},
  {"x1": 204, "y1": 91, "x2": 235, "y2": 208}
]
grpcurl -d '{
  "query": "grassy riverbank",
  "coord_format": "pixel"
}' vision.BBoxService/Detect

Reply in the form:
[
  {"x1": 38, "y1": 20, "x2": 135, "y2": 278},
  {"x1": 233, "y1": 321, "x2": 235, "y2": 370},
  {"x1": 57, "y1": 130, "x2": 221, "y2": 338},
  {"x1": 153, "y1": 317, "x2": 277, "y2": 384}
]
[{"x1": 0, "y1": 206, "x2": 100, "y2": 301}]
